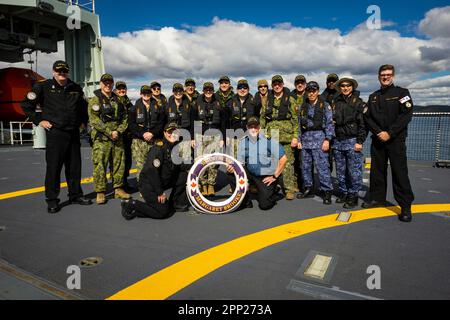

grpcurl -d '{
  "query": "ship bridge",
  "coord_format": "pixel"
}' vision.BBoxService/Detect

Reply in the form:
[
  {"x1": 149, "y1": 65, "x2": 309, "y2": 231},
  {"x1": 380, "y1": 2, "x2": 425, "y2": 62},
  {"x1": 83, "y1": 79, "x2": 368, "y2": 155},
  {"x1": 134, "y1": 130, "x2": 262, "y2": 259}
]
[{"x1": 0, "y1": 0, "x2": 104, "y2": 96}]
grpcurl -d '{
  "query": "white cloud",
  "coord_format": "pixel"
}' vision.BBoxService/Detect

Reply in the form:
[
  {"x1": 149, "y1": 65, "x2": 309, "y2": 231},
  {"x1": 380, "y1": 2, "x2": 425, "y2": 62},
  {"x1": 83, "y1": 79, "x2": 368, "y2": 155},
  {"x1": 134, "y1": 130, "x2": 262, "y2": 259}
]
[
  {"x1": 419, "y1": 6, "x2": 450, "y2": 38},
  {"x1": 2, "y1": 7, "x2": 449, "y2": 106}
]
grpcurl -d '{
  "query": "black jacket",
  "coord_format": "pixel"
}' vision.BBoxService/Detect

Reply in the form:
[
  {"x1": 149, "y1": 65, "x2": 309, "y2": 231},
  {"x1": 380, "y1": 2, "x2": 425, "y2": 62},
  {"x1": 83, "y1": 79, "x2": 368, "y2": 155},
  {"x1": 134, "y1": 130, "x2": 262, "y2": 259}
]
[
  {"x1": 225, "y1": 94, "x2": 256, "y2": 131},
  {"x1": 20, "y1": 78, "x2": 88, "y2": 130},
  {"x1": 332, "y1": 91, "x2": 367, "y2": 144},
  {"x1": 196, "y1": 94, "x2": 225, "y2": 136},
  {"x1": 139, "y1": 138, "x2": 180, "y2": 195},
  {"x1": 321, "y1": 88, "x2": 339, "y2": 105},
  {"x1": 128, "y1": 97, "x2": 165, "y2": 140},
  {"x1": 365, "y1": 84, "x2": 413, "y2": 140},
  {"x1": 166, "y1": 95, "x2": 196, "y2": 137}
]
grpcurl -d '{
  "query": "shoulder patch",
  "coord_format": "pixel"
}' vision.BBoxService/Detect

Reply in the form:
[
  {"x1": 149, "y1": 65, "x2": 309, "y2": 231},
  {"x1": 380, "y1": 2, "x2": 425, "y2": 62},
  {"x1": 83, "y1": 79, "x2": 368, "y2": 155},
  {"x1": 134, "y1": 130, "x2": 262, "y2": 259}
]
[
  {"x1": 363, "y1": 106, "x2": 369, "y2": 114},
  {"x1": 92, "y1": 104, "x2": 100, "y2": 112},
  {"x1": 399, "y1": 96, "x2": 411, "y2": 104},
  {"x1": 406, "y1": 102, "x2": 412, "y2": 109},
  {"x1": 156, "y1": 140, "x2": 164, "y2": 147},
  {"x1": 153, "y1": 159, "x2": 161, "y2": 168},
  {"x1": 27, "y1": 92, "x2": 37, "y2": 101}
]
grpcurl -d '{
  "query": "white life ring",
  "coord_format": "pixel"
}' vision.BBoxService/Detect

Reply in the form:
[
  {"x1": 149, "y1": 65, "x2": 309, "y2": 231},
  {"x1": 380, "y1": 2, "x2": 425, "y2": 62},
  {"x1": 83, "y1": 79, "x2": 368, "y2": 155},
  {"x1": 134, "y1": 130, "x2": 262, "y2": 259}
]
[{"x1": 187, "y1": 153, "x2": 248, "y2": 214}]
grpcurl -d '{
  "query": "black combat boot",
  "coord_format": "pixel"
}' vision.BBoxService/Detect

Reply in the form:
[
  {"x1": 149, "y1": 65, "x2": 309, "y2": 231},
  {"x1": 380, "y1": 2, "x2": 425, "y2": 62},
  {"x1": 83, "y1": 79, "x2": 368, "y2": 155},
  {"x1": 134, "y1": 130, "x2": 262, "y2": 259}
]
[
  {"x1": 323, "y1": 192, "x2": 332, "y2": 205},
  {"x1": 399, "y1": 207, "x2": 412, "y2": 223},
  {"x1": 121, "y1": 199, "x2": 137, "y2": 221},
  {"x1": 297, "y1": 187, "x2": 314, "y2": 199},
  {"x1": 336, "y1": 194, "x2": 347, "y2": 204},
  {"x1": 343, "y1": 194, "x2": 358, "y2": 209}
]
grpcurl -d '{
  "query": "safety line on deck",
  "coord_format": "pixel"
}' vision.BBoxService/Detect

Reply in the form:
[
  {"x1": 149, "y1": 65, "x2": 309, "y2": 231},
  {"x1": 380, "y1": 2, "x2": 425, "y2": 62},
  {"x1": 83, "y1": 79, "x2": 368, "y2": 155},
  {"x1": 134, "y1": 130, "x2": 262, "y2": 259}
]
[
  {"x1": 0, "y1": 169, "x2": 138, "y2": 201},
  {"x1": 107, "y1": 204, "x2": 450, "y2": 300}
]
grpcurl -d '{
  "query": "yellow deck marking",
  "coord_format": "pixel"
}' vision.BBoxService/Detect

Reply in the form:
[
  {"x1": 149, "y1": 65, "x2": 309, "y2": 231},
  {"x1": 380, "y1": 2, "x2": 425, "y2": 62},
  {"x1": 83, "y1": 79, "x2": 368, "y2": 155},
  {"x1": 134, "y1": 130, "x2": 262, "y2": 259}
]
[
  {"x1": 107, "y1": 203, "x2": 450, "y2": 300},
  {"x1": 0, "y1": 169, "x2": 138, "y2": 201}
]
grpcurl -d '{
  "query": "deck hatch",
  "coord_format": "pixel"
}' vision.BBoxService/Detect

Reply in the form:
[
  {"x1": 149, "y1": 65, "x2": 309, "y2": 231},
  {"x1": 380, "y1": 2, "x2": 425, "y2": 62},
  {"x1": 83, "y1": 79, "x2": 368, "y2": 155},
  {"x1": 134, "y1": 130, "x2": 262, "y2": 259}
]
[{"x1": 79, "y1": 257, "x2": 103, "y2": 268}]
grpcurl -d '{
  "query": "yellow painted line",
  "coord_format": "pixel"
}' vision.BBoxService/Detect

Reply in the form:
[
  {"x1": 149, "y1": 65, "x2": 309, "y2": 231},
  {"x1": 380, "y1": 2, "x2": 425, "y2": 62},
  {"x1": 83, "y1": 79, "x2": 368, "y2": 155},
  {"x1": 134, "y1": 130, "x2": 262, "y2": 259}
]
[
  {"x1": 0, "y1": 169, "x2": 138, "y2": 201},
  {"x1": 107, "y1": 203, "x2": 450, "y2": 300},
  {"x1": 365, "y1": 163, "x2": 371, "y2": 170}
]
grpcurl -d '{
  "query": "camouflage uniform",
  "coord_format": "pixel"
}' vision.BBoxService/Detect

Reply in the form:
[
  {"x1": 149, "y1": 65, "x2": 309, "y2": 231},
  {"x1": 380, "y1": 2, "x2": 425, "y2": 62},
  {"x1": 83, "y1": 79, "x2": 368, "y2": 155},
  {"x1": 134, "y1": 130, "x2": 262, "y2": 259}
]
[
  {"x1": 117, "y1": 94, "x2": 133, "y2": 186},
  {"x1": 290, "y1": 90, "x2": 305, "y2": 192},
  {"x1": 128, "y1": 95, "x2": 165, "y2": 181},
  {"x1": 298, "y1": 97, "x2": 335, "y2": 192},
  {"x1": 88, "y1": 90, "x2": 128, "y2": 193},
  {"x1": 260, "y1": 88, "x2": 298, "y2": 194}
]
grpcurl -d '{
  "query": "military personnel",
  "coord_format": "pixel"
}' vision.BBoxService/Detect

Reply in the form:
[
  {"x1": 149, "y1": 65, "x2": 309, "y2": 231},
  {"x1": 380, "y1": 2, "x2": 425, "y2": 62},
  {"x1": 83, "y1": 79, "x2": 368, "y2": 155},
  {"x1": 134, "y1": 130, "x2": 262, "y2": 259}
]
[
  {"x1": 121, "y1": 123, "x2": 190, "y2": 220},
  {"x1": 225, "y1": 79, "x2": 255, "y2": 157},
  {"x1": 290, "y1": 74, "x2": 307, "y2": 193},
  {"x1": 321, "y1": 73, "x2": 339, "y2": 105},
  {"x1": 362, "y1": 64, "x2": 415, "y2": 223},
  {"x1": 332, "y1": 77, "x2": 367, "y2": 209},
  {"x1": 321, "y1": 73, "x2": 339, "y2": 172},
  {"x1": 128, "y1": 85, "x2": 165, "y2": 180},
  {"x1": 232, "y1": 116, "x2": 288, "y2": 210},
  {"x1": 150, "y1": 81, "x2": 168, "y2": 114},
  {"x1": 196, "y1": 82, "x2": 224, "y2": 196},
  {"x1": 253, "y1": 79, "x2": 269, "y2": 118},
  {"x1": 184, "y1": 78, "x2": 200, "y2": 108},
  {"x1": 215, "y1": 75, "x2": 234, "y2": 110},
  {"x1": 115, "y1": 81, "x2": 133, "y2": 190},
  {"x1": 20, "y1": 60, "x2": 92, "y2": 213},
  {"x1": 88, "y1": 74, "x2": 130, "y2": 204},
  {"x1": 297, "y1": 81, "x2": 335, "y2": 204},
  {"x1": 167, "y1": 83, "x2": 196, "y2": 166},
  {"x1": 260, "y1": 75, "x2": 298, "y2": 200}
]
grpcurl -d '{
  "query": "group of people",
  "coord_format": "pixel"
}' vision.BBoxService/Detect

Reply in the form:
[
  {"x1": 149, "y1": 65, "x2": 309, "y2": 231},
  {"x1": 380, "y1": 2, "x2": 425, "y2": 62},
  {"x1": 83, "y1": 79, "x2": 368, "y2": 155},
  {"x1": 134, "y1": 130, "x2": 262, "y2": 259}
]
[{"x1": 20, "y1": 60, "x2": 415, "y2": 223}]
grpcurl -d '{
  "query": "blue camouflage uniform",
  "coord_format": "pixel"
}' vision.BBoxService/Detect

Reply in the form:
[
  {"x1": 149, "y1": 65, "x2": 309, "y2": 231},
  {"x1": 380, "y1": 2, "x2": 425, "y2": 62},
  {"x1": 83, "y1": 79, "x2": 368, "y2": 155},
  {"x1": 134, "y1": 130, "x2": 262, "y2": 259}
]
[
  {"x1": 331, "y1": 91, "x2": 367, "y2": 197},
  {"x1": 298, "y1": 97, "x2": 335, "y2": 192}
]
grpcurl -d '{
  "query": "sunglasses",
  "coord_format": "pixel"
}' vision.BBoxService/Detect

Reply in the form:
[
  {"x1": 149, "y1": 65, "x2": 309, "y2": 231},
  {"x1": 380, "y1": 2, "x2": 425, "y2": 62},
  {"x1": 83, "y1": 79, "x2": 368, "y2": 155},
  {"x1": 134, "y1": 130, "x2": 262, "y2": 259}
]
[
  {"x1": 56, "y1": 69, "x2": 69, "y2": 74},
  {"x1": 237, "y1": 86, "x2": 249, "y2": 90},
  {"x1": 151, "y1": 87, "x2": 161, "y2": 91}
]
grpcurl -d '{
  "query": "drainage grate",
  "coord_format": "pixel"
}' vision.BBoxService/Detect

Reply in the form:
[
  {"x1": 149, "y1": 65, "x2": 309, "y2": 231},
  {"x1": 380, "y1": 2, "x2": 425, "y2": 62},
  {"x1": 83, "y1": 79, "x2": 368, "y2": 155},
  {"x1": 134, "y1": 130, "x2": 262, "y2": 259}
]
[{"x1": 79, "y1": 257, "x2": 103, "y2": 268}]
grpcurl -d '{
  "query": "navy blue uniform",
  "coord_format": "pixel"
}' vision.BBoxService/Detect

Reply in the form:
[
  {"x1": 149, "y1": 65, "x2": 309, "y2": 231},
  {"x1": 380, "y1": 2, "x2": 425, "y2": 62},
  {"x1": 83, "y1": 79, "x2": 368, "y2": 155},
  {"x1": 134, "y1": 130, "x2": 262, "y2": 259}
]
[
  {"x1": 364, "y1": 84, "x2": 414, "y2": 209},
  {"x1": 298, "y1": 97, "x2": 335, "y2": 192},
  {"x1": 20, "y1": 78, "x2": 88, "y2": 206}
]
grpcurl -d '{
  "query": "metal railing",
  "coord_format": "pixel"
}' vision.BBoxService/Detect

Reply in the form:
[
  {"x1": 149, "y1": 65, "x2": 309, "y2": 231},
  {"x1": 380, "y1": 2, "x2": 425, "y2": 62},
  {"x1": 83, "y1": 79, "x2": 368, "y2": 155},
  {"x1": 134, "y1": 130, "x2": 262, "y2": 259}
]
[
  {"x1": 363, "y1": 112, "x2": 450, "y2": 163},
  {"x1": 9, "y1": 122, "x2": 33, "y2": 145},
  {"x1": 59, "y1": 0, "x2": 96, "y2": 13}
]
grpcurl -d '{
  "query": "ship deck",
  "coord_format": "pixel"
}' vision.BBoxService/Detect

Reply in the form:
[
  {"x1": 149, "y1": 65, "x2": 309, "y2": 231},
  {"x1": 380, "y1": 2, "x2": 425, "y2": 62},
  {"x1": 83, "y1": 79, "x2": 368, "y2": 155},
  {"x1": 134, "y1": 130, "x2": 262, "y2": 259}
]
[{"x1": 0, "y1": 145, "x2": 449, "y2": 300}]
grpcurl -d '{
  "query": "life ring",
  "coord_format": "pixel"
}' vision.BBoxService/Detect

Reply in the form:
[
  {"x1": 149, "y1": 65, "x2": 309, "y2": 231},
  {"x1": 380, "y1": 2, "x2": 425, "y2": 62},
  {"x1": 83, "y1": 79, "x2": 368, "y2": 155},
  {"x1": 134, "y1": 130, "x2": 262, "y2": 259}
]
[{"x1": 187, "y1": 153, "x2": 248, "y2": 214}]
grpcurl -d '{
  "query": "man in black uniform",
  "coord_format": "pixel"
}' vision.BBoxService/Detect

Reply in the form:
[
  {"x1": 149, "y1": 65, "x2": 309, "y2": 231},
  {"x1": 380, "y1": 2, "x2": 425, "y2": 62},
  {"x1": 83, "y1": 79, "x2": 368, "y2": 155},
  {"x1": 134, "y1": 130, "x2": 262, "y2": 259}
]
[
  {"x1": 362, "y1": 64, "x2": 415, "y2": 222},
  {"x1": 20, "y1": 60, "x2": 92, "y2": 213},
  {"x1": 121, "y1": 122, "x2": 189, "y2": 220}
]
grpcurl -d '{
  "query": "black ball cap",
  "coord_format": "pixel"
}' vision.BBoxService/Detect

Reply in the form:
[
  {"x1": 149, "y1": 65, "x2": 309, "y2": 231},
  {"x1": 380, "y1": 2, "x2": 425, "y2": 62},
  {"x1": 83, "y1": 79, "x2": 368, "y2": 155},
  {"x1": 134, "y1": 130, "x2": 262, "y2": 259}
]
[
  {"x1": 164, "y1": 122, "x2": 179, "y2": 132},
  {"x1": 247, "y1": 116, "x2": 260, "y2": 127},
  {"x1": 53, "y1": 60, "x2": 69, "y2": 71},
  {"x1": 100, "y1": 73, "x2": 114, "y2": 83}
]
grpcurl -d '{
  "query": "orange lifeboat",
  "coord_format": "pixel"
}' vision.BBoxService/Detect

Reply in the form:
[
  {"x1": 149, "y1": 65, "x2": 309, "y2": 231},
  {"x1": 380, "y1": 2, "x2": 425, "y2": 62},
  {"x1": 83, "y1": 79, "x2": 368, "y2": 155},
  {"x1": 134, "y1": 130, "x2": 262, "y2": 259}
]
[{"x1": 0, "y1": 67, "x2": 45, "y2": 122}]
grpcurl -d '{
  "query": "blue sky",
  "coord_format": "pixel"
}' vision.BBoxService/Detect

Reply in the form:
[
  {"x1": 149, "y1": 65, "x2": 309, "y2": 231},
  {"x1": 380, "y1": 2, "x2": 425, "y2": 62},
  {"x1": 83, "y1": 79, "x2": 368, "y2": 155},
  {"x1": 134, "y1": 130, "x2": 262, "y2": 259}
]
[{"x1": 96, "y1": 0, "x2": 449, "y2": 38}]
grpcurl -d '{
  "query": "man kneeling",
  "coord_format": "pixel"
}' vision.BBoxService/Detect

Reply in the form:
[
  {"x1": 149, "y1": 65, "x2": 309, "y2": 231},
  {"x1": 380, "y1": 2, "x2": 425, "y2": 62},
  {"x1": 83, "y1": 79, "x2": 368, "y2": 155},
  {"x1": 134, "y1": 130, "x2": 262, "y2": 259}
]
[
  {"x1": 121, "y1": 122, "x2": 189, "y2": 220},
  {"x1": 229, "y1": 116, "x2": 287, "y2": 210}
]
